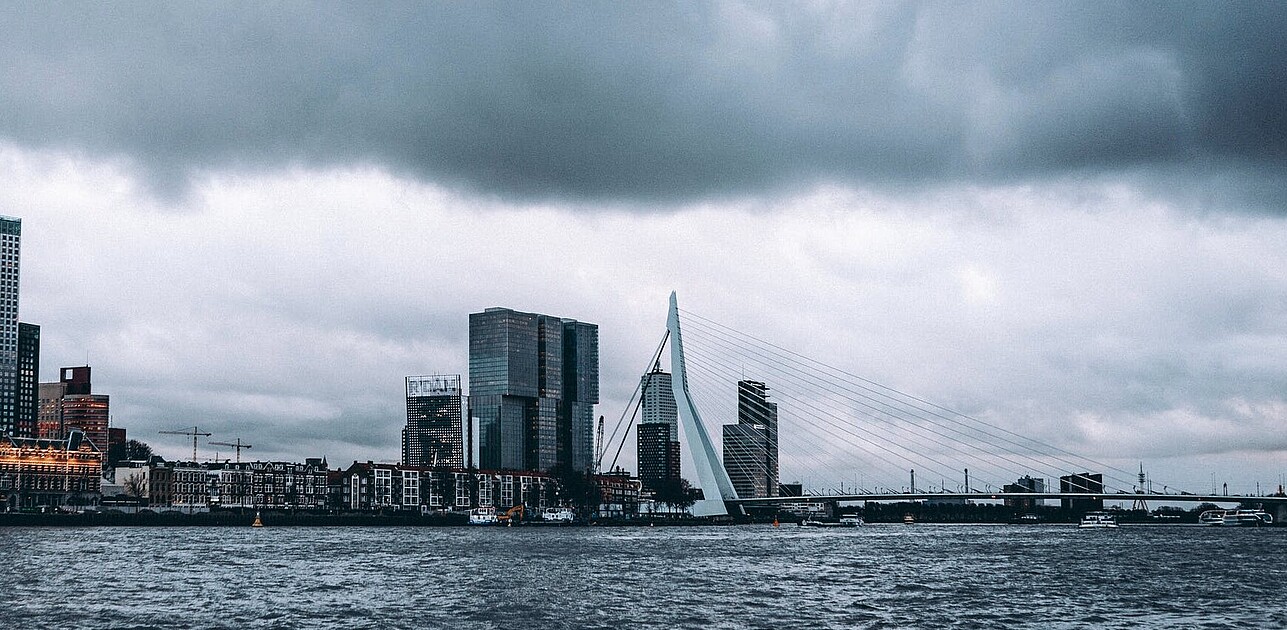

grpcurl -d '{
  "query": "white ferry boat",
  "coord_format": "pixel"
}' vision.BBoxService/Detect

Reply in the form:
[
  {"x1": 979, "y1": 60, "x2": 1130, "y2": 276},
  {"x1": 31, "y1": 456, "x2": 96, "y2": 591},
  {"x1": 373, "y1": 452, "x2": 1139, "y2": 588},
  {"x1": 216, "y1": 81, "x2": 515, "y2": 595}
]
[
  {"x1": 799, "y1": 515, "x2": 863, "y2": 528},
  {"x1": 1200, "y1": 508, "x2": 1274, "y2": 527},
  {"x1": 468, "y1": 506, "x2": 498, "y2": 525},
  {"x1": 1078, "y1": 511, "x2": 1118, "y2": 528}
]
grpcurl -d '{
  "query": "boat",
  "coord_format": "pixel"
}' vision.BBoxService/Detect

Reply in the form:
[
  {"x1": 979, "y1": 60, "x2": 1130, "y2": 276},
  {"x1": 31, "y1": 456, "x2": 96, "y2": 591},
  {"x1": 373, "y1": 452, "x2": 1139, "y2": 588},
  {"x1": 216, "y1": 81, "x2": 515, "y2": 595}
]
[
  {"x1": 542, "y1": 507, "x2": 575, "y2": 524},
  {"x1": 1078, "y1": 511, "x2": 1118, "y2": 528},
  {"x1": 799, "y1": 515, "x2": 863, "y2": 528},
  {"x1": 1198, "y1": 509, "x2": 1226, "y2": 526},
  {"x1": 468, "y1": 506, "x2": 499, "y2": 525},
  {"x1": 1201, "y1": 508, "x2": 1274, "y2": 527},
  {"x1": 902, "y1": 513, "x2": 915, "y2": 525}
]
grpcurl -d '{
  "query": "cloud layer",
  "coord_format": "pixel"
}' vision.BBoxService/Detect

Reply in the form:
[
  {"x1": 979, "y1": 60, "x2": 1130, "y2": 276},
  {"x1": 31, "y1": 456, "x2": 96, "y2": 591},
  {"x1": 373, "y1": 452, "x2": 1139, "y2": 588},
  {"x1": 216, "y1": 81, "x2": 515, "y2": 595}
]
[{"x1": 2, "y1": 3, "x2": 1285, "y2": 205}]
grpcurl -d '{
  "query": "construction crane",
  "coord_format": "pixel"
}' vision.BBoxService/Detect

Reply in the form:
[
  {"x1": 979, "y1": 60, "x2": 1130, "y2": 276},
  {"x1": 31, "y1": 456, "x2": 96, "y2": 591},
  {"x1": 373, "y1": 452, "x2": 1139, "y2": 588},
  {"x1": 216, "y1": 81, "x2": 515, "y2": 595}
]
[
  {"x1": 209, "y1": 438, "x2": 253, "y2": 463},
  {"x1": 159, "y1": 426, "x2": 212, "y2": 462}
]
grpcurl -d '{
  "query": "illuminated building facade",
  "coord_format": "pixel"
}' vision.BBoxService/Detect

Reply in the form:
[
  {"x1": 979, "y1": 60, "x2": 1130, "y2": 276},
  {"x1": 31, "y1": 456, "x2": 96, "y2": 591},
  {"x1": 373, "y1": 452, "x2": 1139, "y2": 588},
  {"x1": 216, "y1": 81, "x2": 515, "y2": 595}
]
[
  {"x1": 51, "y1": 367, "x2": 110, "y2": 453},
  {"x1": 0, "y1": 429, "x2": 103, "y2": 509},
  {"x1": 402, "y1": 374, "x2": 465, "y2": 468}
]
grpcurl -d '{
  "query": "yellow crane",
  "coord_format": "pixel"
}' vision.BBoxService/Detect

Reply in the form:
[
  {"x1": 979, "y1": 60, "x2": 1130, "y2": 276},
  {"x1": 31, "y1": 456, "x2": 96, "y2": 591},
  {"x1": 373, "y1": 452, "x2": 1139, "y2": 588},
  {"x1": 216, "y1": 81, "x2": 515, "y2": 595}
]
[
  {"x1": 159, "y1": 426, "x2": 212, "y2": 462},
  {"x1": 209, "y1": 438, "x2": 253, "y2": 463}
]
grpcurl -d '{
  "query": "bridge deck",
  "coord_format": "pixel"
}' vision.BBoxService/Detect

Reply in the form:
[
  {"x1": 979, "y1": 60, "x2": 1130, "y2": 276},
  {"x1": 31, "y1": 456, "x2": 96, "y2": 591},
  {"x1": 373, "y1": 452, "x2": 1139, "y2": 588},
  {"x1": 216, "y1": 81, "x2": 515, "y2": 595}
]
[{"x1": 733, "y1": 492, "x2": 1287, "y2": 505}]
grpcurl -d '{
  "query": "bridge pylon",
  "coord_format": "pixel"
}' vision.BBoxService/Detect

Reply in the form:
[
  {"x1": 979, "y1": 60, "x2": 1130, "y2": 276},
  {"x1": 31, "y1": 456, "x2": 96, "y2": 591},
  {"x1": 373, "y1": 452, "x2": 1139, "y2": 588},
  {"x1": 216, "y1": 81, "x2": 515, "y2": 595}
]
[{"x1": 667, "y1": 292, "x2": 741, "y2": 516}]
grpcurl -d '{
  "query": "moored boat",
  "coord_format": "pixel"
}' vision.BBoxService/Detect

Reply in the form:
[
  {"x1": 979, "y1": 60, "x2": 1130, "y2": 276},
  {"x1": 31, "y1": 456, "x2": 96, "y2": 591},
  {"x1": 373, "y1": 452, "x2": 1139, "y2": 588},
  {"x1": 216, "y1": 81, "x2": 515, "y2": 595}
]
[
  {"x1": 542, "y1": 507, "x2": 575, "y2": 524},
  {"x1": 469, "y1": 506, "x2": 499, "y2": 525}
]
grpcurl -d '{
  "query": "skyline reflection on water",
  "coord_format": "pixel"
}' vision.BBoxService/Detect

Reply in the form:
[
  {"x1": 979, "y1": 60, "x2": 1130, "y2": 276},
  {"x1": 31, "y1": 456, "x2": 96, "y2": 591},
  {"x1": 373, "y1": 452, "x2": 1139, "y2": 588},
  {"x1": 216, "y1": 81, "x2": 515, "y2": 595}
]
[{"x1": 5, "y1": 524, "x2": 1286, "y2": 629}]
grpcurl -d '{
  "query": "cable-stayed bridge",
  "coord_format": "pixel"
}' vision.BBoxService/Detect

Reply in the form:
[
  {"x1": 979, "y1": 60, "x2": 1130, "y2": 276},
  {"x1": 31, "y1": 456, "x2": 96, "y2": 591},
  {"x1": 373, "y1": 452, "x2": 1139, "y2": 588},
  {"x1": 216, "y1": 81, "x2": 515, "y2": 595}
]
[{"x1": 602, "y1": 294, "x2": 1287, "y2": 517}]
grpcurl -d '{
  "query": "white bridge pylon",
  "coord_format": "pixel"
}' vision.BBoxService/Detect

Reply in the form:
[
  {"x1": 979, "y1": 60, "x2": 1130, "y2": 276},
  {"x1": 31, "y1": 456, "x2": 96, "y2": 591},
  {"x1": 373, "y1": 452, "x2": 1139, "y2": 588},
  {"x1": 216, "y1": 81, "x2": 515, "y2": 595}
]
[{"x1": 668, "y1": 292, "x2": 740, "y2": 516}]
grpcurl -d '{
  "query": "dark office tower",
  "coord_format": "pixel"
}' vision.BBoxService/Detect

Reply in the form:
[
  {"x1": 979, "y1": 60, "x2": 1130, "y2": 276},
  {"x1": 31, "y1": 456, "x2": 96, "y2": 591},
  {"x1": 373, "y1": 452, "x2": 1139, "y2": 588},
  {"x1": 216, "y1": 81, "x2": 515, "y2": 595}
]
[
  {"x1": 0, "y1": 217, "x2": 20, "y2": 436},
  {"x1": 468, "y1": 307, "x2": 597, "y2": 472},
  {"x1": 561, "y1": 320, "x2": 599, "y2": 472},
  {"x1": 403, "y1": 374, "x2": 465, "y2": 468},
  {"x1": 722, "y1": 380, "x2": 779, "y2": 499},
  {"x1": 58, "y1": 366, "x2": 109, "y2": 452},
  {"x1": 62, "y1": 366, "x2": 91, "y2": 395},
  {"x1": 15, "y1": 323, "x2": 38, "y2": 438},
  {"x1": 637, "y1": 369, "x2": 680, "y2": 493}
]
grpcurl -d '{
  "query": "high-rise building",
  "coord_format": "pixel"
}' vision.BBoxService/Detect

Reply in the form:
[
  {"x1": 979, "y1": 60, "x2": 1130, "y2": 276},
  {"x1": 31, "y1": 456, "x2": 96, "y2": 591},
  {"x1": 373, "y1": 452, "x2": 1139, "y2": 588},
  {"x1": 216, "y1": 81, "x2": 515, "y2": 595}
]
[
  {"x1": 56, "y1": 367, "x2": 109, "y2": 453},
  {"x1": 16, "y1": 322, "x2": 38, "y2": 438},
  {"x1": 468, "y1": 307, "x2": 598, "y2": 472},
  {"x1": 402, "y1": 374, "x2": 465, "y2": 469},
  {"x1": 561, "y1": 320, "x2": 599, "y2": 472},
  {"x1": 37, "y1": 381, "x2": 65, "y2": 440},
  {"x1": 637, "y1": 368, "x2": 680, "y2": 493},
  {"x1": 0, "y1": 217, "x2": 20, "y2": 436},
  {"x1": 722, "y1": 380, "x2": 779, "y2": 499}
]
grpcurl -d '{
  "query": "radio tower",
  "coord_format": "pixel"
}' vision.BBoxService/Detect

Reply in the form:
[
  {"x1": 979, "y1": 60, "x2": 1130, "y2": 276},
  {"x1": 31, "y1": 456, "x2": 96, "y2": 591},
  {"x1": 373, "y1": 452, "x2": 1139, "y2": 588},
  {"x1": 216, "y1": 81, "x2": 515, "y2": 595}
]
[{"x1": 1131, "y1": 463, "x2": 1149, "y2": 512}]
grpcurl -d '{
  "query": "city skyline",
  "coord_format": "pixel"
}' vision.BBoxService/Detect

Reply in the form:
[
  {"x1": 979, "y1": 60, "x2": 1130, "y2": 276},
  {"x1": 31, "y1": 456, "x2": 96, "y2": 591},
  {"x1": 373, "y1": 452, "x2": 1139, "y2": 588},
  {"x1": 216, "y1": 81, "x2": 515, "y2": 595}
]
[{"x1": 1, "y1": 4, "x2": 1285, "y2": 491}]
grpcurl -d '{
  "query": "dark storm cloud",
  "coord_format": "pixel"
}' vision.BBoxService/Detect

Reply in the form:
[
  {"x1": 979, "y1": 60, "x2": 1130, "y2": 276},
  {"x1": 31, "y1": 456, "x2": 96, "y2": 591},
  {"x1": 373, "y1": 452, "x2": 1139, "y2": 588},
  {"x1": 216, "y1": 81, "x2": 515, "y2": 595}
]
[{"x1": 1, "y1": 2, "x2": 1285, "y2": 204}]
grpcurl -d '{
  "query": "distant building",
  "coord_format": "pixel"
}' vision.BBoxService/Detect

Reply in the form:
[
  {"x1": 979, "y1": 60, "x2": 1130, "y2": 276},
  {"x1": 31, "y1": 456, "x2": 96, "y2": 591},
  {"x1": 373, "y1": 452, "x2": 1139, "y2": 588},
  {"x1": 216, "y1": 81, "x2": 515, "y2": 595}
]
[
  {"x1": 146, "y1": 459, "x2": 329, "y2": 511},
  {"x1": 36, "y1": 367, "x2": 111, "y2": 453},
  {"x1": 637, "y1": 369, "x2": 680, "y2": 493},
  {"x1": 0, "y1": 218, "x2": 20, "y2": 436},
  {"x1": 1059, "y1": 472, "x2": 1104, "y2": 512},
  {"x1": 1003, "y1": 475, "x2": 1046, "y2": 511},
  {"x1": 468, "y1": 307, "x2": 598, "y2": 472},
  {"x1": 561, "y1": 320, "x2": 599, "y2": 473},
  {"x1": 15, "y1": 323, "x2": 38, "y2": 438},
  {"x1": 402, "y1": 374, "x2": 465, "y2": 469},
  {"x1": 0, "y1": 429, "x2": 102, "y2": 509},
  {"x1": 722, "y1": 380, "x2": 779, "y2": 498},
  {"x1": 106, "y1": 427, "x2": 128, "y2": 468},
  {"x1": 36, "y1": 381, "x2": 65, "y2": 440},
  {"x1": 58, "y1": 367, "x2": 109, "y2": 454}
]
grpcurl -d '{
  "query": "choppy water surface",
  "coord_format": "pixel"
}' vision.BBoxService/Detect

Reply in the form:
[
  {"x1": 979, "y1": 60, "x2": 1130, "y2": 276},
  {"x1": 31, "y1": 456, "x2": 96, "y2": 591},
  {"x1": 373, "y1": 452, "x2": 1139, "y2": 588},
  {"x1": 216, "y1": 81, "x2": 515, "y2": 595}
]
[{"x1": 4, "y1": 524, "x2": 1286, "y2": 629}]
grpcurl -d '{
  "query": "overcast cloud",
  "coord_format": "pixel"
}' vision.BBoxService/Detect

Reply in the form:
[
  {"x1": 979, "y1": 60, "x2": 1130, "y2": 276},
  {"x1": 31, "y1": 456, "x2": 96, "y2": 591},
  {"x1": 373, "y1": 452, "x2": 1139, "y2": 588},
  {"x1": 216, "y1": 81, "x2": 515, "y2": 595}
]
[{"x1": 2, "y1": 3, "x2": 1285, "y2": 494}]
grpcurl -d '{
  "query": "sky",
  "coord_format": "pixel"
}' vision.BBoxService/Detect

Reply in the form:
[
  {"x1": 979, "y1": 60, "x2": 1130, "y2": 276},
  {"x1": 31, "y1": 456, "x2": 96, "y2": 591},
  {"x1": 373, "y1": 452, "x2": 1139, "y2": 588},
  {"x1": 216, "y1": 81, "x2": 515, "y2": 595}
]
[{"x1": 2, "y1": 2, "x2": 1285, "y2": 494}]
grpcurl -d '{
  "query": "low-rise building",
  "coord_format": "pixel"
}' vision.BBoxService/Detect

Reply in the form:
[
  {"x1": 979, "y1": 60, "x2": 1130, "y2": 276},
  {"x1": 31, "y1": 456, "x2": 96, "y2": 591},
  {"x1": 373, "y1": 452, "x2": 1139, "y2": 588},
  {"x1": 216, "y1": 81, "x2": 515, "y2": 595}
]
[{"x1": 0, "y1": 430, "x2": 102, "y2": 510}]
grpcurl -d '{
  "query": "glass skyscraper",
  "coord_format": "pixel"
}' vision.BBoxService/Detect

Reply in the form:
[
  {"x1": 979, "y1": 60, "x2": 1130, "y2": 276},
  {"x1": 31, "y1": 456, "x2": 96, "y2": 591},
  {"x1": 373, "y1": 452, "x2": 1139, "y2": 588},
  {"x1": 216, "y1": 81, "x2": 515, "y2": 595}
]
[
  {"x1": 722, "y1": 380, "x2": 779, "y2": 498},
  {"x1": 468, "y1": 308, "x2": 598, "y2": 472}
]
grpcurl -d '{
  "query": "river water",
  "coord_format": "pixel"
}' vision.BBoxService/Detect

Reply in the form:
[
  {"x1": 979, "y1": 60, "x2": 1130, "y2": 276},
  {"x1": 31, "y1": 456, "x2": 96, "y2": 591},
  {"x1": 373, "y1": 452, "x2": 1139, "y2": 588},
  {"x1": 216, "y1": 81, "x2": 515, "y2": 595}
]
[{"x1": 4, "y1": 524, "x2": 1285, "y2": 629}]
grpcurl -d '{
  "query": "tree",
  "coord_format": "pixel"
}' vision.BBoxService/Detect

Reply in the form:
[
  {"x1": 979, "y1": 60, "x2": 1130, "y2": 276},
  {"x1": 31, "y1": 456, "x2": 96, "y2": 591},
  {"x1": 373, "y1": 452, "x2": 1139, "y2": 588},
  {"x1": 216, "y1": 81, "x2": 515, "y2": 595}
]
[
  {"x1": 653, "y1": 477, "x2": 696, "y2": 509},
  {"x1": 122, "y1": 471, "x2": 148, "y2": 498},
  {"x1": 549, "y1": 464, "x2": 598, "y2": 514},
  {"x1": 125, "y1": 440, "x2": 153, "y2": 462}
]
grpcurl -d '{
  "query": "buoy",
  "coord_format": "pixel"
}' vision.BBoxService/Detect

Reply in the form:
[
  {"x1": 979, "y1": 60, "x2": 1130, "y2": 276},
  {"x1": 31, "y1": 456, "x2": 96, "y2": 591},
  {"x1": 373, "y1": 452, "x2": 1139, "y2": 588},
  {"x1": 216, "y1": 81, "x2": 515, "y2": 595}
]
[
  {"x1": 773, "y1": 517, "x2": 779, "y2": 528},
  {"x1": 252, "y1": 511, "x2": 263, "y2": 527}
]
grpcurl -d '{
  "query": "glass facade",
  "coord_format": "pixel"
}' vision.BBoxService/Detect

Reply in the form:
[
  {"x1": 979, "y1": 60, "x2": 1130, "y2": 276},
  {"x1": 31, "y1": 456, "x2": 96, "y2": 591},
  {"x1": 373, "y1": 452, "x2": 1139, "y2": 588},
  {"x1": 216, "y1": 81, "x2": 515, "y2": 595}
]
[
  {"x1": 468, "y1": 308, "x2": 598, "y2": 472},
  {"x1": 722, "y1": 380, "x2": 779, "y2": 498}
]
